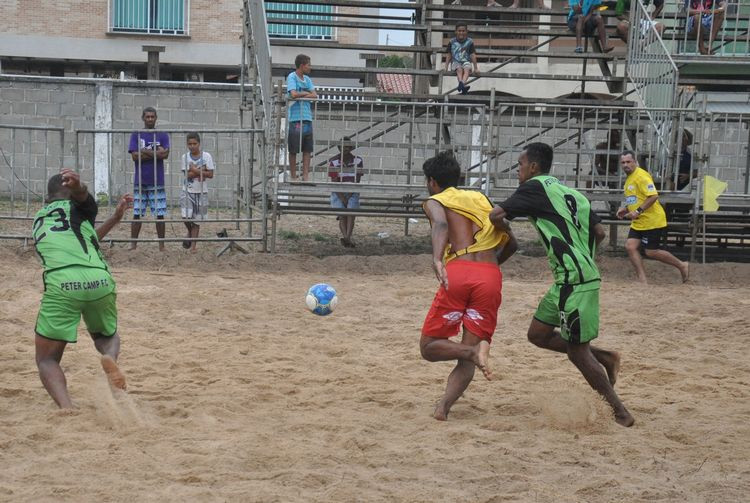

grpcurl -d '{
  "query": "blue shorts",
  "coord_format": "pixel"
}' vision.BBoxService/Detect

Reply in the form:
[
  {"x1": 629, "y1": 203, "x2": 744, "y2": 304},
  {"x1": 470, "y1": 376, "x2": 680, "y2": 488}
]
[
  {"x1": 331, "y1": 192, "x2": 360, "y2": 209},
  {"x1": 688, "y1": 14, "x2": 715, "y2": 33},
  {"x1": 288, "y1": 121, "x2": 313, "y2": 154},
  {"x1": 133, "y1": 185, "x2": 167, "y2": 217},
  {"x1": 568, "y1": 14, "x2": 598, "y2": 36}
]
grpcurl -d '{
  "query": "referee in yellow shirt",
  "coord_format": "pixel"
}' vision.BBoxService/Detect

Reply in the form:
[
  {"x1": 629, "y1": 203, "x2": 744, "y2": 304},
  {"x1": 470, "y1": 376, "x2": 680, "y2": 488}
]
[{"x1": 616, "y1": 151, "x2": 689, "y2": 283}]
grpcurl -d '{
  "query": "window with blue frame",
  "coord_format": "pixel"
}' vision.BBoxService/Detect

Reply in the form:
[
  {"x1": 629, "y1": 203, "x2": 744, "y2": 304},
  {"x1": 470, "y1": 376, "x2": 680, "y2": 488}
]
[
  {"x1": 265, "y1": 2, "x2": 333, "y2": 40},
  {"x1": 111, "y1": 0, "x2": 186, "y2": 35}
]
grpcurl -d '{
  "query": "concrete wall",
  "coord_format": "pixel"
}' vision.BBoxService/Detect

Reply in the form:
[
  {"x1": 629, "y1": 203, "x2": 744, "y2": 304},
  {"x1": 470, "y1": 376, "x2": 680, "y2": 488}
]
[{"x1": 2, "y1": 75, "x2": 747, "y2": 214}]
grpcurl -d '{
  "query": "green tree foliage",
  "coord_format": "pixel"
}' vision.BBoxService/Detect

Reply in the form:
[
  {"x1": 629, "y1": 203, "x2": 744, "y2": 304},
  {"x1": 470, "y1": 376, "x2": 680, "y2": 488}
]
[{"x1": 378, "y1": 55, "x2": 413, "y2": 68}]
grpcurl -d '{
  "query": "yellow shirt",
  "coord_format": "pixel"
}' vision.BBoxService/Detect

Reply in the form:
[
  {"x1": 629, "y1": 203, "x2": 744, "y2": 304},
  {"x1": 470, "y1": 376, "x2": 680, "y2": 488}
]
[
  {"x1": 624, "y1": 167, "x2": 666, "y2": 231},
  {"x1": 426, "y1": 187, "x2": 509, "y2": 263}
]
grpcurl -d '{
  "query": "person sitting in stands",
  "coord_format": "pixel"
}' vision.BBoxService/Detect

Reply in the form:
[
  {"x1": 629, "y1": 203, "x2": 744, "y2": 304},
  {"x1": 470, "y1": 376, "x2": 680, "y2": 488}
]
[
  {"x1": 590, "y1": 130, "x2": 622, "y2": 189},
  {"x1": 568, "y1": 0, "x2": 615, "y2": 53},
  {"x1": 453, "y1": 0, "x2": 548, "y2": 8},
  {"x1": 675, "y1": 130, "x2": 696, "y2": 191},
  {"x1": 616, "y1": 0, "x2": 665, "y2": 43},
  {"x1": 328, "y1": 139, "x2": 365, "y2": 248},
  {"x1": 685, "y1": 0, "x2": 726, "y2": 55}
]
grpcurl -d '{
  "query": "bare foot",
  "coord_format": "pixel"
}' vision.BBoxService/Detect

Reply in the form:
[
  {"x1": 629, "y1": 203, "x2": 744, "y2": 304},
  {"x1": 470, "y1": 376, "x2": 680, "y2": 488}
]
[
  {"x1": 101, "y1": 355, "x2": 127, "y2": 390},
  {"x1": 603, "y1": 45, "x2": 615, "y2": 53},
  {"x1": 433, "y1": 402, "x2": 448, "y2": 421},
  {"x1": 600, "y1": 351, "x2": 621, "y2": 386},
  {"x1": 487, "y1": 0, "x2": 500, "y2": 6},
  {"x1": 680, "y1": 261, "x2": 690, "y2": 283},
  {"x1": 473, "y1": 340, "x2": 493, "y2": 380},
  {"x1": 615, "y1": 409, "x2": 635, "y2": 427},
  {"x1": 129, "y1": 244, "x2": 137, "y2": 251},
  {"x1": 190, "y1": 247, "x2": 198, "y2": 254}
]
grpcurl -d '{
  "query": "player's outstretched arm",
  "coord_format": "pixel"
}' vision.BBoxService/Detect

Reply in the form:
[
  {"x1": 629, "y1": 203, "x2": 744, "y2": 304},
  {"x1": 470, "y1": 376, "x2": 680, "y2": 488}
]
[{"x1": 96, "y1": 194, "x2": 134, "y2": 240}]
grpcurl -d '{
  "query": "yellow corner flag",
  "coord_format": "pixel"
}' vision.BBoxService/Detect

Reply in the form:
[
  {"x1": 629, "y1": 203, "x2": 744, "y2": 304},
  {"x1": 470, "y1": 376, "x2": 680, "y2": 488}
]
[{"x1": 703, "y1": 175, "x2": 728, "y2": 212}]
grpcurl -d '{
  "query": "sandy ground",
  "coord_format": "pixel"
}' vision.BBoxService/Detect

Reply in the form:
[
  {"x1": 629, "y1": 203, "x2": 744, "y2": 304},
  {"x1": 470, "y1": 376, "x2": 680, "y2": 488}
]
[{"x1": 1, "y1": 215, "x2": 749, "y2": 502}]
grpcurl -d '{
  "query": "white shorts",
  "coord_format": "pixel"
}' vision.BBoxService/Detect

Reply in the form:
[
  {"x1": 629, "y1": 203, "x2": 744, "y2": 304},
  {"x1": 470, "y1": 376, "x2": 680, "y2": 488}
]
[
  {"x1": 180, "y1": 191, "x2": 208, "y2": 221},
  {"x1": 639, "y1": 19, "x2": 658, "y2": 37},
  {"x1": 450, "y1": 61, "x2": 472, "y2": 72}
]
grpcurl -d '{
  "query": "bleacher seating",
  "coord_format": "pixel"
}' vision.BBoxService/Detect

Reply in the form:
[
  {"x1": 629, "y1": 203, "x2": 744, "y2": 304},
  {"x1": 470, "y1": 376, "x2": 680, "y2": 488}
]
[{"x1": 243, "y1": 0, "x2": 750, "y2": 259}]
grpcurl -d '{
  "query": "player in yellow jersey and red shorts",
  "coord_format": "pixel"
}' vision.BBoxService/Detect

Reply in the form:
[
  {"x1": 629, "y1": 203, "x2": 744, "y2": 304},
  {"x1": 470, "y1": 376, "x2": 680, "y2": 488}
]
[{"x1": 419, "y1": 152, "x2": 518, "y2": 421}]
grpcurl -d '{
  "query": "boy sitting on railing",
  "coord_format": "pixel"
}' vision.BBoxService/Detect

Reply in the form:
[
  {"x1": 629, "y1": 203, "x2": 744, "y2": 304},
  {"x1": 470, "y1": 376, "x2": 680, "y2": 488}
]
[{"x1": 444, "y1": 23, "x2": 479, "y2": 95}]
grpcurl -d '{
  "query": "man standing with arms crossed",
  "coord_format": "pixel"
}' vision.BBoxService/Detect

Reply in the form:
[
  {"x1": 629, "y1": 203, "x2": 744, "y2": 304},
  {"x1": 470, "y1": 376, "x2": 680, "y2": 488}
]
[
  {"x1": 491, "y1": 143, "x2": 634, "y2": 427},
  {"x1": 420, "y1": 152, "x2": 517, "y2": 421},
  {"x1": 287, "y1": 54, "x2": 317, "y2": 181},
  {"x1": 617, "y1": 150, "x2": 689, "y2": 283},
  {"x1": 128, "y1": 106, "x2": 170, "y2": 250}
]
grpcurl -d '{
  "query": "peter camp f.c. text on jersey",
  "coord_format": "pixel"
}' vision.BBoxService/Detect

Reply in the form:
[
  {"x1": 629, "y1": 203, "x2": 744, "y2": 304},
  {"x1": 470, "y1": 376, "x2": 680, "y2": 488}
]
[{"x1": 500, "y1": 175, "x2": 602, "y2": 286}]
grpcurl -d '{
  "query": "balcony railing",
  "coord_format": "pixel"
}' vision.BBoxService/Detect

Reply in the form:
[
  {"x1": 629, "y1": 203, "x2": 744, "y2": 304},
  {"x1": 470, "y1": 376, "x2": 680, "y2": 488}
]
[
  {"x1": 265, "y1": 2, "x2": 333, "y2": 40},
  {"x1": 110, "y1": 0, "x2": 187, "y2": 35}
]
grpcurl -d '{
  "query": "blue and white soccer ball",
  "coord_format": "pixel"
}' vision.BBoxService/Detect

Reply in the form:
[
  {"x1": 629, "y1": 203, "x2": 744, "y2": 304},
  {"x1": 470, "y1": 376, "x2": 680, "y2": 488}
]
[{"x1": 305, "y1": 283, "x2": 338, "y2": 316}]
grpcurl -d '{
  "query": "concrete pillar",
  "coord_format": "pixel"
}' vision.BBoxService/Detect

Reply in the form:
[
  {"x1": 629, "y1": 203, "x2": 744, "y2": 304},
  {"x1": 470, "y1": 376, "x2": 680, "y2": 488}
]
[
  {"x1": 94, "y1": 82, "x2": 113, "y2": 196},
  {"x1": 142, "y1": 45, "x2": 166, "y2": 81},
  {"x1": 359, "y1": 53, "x2": 384, "y2": 89}
]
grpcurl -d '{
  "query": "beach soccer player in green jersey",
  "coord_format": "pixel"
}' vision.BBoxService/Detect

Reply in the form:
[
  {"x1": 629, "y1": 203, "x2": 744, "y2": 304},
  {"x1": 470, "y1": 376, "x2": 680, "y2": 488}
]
[
  {"x1": 32, "y1": 169, "x2": 132, "y2": 408},
  {"x1": 490, "y1": 143, "x2": 634, "y2": 427}
]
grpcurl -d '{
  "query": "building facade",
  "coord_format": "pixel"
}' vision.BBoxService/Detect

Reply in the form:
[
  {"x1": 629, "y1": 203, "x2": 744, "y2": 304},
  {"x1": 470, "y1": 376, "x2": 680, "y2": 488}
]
[{"x1": 0, "y1": 0, "x2": 377, "y2": 85}]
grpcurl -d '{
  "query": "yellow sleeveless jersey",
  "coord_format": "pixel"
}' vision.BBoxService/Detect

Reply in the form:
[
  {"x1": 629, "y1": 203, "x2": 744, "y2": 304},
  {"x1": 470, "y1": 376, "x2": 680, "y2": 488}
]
[
  {"x1": 624, "y1": 167, "x2": 666, "y2": 230},
  {"x1": 426, "y1": 187, "x2": 509, "y2": 262}
]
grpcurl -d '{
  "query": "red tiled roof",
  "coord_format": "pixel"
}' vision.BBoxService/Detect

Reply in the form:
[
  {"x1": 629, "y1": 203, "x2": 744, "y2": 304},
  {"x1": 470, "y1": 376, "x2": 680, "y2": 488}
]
[{"x1": 376, "y1": 73, "x2": 413, "y2": 94}]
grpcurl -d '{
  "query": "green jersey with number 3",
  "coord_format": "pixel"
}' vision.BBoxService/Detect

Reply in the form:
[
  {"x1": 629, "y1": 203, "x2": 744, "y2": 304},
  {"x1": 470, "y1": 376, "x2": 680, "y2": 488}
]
[{"x1": 32, "y1": 196, "x2": 109, "y2": 275}]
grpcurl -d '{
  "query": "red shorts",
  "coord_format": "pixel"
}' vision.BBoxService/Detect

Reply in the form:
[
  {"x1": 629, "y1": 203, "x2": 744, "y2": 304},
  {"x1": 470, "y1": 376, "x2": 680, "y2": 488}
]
[{"x1": 421, "y1": 260, "x2": 503, "y2": 342}]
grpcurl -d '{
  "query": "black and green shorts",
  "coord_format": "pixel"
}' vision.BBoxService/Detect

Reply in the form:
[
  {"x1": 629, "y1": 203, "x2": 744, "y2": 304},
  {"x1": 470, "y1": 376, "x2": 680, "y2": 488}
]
[{"x1": 534, "y1": 281, "x2": 600, "y2": 344}]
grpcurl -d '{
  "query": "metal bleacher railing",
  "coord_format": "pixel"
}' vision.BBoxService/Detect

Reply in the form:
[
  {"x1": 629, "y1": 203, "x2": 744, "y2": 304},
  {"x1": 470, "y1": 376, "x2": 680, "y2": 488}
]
[
  {"x1": 239, "y1": 0, "x2": 750, "y2": 259},
  {"x1": 625, "y1": 0, "x2": 679, "y2": 178},
  {"x1": 0, "y1": 127, "x2": 268, "y2": 250},
  {"x1": 657, "y1": 0, "x2": 750, "y2": 60}
]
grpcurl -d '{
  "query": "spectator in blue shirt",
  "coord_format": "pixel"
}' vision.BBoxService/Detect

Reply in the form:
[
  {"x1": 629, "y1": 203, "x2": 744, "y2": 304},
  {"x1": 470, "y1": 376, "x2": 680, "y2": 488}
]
[
  {"x1": 568, "y1": 0, "x2": 614, "y2": 54},
  {"x1": 287, "y1": 54, "x2": 318, "y2": 181}
]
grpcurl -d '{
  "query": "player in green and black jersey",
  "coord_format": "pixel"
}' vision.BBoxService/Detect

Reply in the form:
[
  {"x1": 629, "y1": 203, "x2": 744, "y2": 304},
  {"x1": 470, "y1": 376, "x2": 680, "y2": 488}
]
[
  {"x1": 32, "y1": 169, "x2": 131, "y2": 408},
  {"x1": 491, "y1": 143, "x2": 634, "y2": 427}
]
